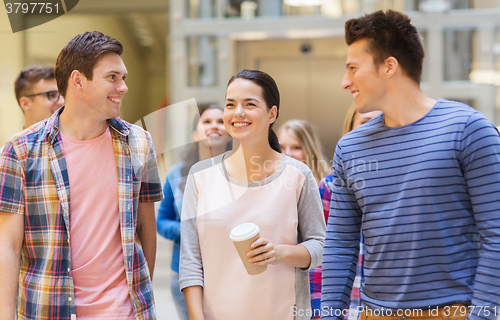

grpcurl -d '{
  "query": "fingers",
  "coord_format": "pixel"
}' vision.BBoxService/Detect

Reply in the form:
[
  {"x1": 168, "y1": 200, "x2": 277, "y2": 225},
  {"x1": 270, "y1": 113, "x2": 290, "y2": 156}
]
[{"x1": 247, "y1": 238, "x2": 276, "y2": 266}]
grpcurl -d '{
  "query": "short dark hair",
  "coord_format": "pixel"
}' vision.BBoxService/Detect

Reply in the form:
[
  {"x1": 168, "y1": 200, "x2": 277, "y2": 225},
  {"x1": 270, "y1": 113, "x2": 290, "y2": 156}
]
[
  {"x1": 14, "y1": 65, "x2": 55, "y2": 103},
  {"x1": 55, "y1": 31, "x2": 123, "y2": 97},
  {"x1": 345, "y1": 10, "x2": 424, "y2": 84},
  {"x1": 227, "y1": 69, "x2": 281, "y2": 153}
]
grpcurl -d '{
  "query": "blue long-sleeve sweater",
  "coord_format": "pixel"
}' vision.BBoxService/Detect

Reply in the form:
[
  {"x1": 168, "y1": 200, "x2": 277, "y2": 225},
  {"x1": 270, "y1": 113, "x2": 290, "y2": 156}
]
[
  {"x1": 157, "y1": 162, "x2": 184, "y2": 273},
  {"x1": 321, "y1": 100, "x2": 500, "y2": 320}
]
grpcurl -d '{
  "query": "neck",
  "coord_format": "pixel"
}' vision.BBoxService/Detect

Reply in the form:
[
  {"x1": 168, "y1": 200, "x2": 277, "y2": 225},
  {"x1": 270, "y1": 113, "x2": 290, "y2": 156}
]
[
  {"x1": 24, "y1": 119, "x2": 34, "y2": 129},
  {"x1": 59, "y1": 102, "x2": 108, "y2": 140},
  {"x1": 225, "y1": 137, "x2": 282, "y2": 182},
  {"x1": 198, "y1": 138, "x2": 230, "y2": 160},
  {"x1": 198, "y1": 144, "x2": 213, "y2": 160},
  {"x1": 381, "y1": 80, "x2": 437, "y2": 127}
]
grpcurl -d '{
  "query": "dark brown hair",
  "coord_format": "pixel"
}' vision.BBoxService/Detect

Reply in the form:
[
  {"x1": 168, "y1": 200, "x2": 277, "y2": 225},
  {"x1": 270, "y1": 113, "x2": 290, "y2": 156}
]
[
  {"x1": 227, "y1": 69, "x2": 281, "y2": 153},
  {"x1": 345, "y1": 10, "x2": 424, "y2": 84},
  {"x1": 55, "y1": 31, "x2": 123, "y2": 97},
  {"x1": 14, "y1": 65, "x2": 55, "y2": 103}
]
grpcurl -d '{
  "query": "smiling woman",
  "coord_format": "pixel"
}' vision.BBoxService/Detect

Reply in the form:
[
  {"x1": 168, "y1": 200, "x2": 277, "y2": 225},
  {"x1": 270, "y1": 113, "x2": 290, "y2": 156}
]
[{"x1": 179, "y1": 69, "x2": 325, "y2": 320}]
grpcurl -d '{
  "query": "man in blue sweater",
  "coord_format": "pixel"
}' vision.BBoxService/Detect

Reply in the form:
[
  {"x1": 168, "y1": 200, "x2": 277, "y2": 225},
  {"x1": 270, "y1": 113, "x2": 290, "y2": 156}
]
[{"x1": 321, "y1": 10, "x2": 500, "y2": 320}]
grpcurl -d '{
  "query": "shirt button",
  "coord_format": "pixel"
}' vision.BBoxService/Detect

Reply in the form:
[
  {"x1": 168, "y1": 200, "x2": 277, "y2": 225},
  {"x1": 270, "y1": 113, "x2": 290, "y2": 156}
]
[
  {"x1": 67, "y1": 268, "x2": 71, "y2": 272},
  {"x1": 68, "y1": 296, "x2": 73, "y2": 302}
]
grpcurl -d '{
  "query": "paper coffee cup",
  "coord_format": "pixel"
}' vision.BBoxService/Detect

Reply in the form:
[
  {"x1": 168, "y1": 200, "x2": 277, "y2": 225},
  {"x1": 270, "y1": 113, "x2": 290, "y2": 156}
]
[{"x1": 230, "y1": 223, "x2": 267, "y2": 275}]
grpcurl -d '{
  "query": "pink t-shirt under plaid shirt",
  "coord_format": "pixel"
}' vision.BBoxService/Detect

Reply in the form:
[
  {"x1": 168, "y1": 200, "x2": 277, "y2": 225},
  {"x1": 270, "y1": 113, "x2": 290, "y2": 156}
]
[{"x1": 61, "y1": 127, "x2": 133, "y2": 319}]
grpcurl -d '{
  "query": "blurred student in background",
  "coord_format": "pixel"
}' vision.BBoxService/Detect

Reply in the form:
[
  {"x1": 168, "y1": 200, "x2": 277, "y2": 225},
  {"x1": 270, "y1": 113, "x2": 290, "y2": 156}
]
[
  {"x1": 278, "y1": 119, "x2": 330, "y2": 184},
  {"x1": 1, "y1": 65, "x2": 64, "y2": 154},
  {"x1": 157, "y1": 104, "x2": 231, "y2": 320},
  {"x1": 277, "y1": 119, "x2": 332, "y2": 319},
  {"x1": 15, "y1": 65, "x2": 65, "y2": 128}
]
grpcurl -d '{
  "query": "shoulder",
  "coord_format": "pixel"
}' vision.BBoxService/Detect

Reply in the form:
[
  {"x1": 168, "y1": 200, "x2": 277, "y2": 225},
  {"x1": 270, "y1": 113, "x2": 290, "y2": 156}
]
[
  {"x1": 126, "y1": 122, "x2": 153, "y2": 142},
  {"x1": 6, "y1": 120, "x2": 50, "y2": 158},
  {"x1": 434, "y1": 99, "x2": 496, "y2": 135},
  {"x1": 283, "y1": 155, "x2": 314, "y2": 179},
  {"x1": 189, "y1": 153, "x2": 224, "y2": 177},
  {"x1": 110, "y1": 118, "x2": 155, "y2": 154}
]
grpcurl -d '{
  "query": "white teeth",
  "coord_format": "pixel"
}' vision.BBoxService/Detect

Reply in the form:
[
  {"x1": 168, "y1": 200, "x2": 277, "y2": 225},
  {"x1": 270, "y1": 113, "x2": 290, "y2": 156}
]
[
  {"x1": 353, "y1": 92, "x2": 359, "y2": 98},
  {"x1": 233, "y1": 122, "x2": 250, "y2": 127},
  {"x1": 109, "y1": 97, "x2": 121, "y2": 103}
]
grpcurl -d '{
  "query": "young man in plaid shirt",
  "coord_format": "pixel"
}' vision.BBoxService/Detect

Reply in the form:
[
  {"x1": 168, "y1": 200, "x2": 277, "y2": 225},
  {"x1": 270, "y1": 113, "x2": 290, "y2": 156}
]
[{"x1": 0, "y1": 31, "x2": 163, "y2": 320}]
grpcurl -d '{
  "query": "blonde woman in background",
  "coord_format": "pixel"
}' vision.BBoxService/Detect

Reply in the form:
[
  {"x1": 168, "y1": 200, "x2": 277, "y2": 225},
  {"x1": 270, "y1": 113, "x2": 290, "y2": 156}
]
[
  {"x1": 278, "y1": 119, "x2": 331, "y2": 185},
  {"x1": 317, "y1": 105, "x2": 381, "y2": 320},
  {"x1": 277, "y1": 119, "x2": 331, "y2": 319}
]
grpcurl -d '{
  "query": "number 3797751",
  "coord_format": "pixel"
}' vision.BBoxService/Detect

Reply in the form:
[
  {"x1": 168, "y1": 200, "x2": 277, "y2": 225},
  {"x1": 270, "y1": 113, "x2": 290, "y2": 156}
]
[{"x1": 5, "y1": 2, "x2": 60, "y2": 14}]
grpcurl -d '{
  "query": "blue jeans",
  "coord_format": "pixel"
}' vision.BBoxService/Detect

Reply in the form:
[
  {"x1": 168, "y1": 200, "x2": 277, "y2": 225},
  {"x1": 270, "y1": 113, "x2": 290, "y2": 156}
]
[{"x1": 171, "y1": 271, "x2": 189, "y2": 320}]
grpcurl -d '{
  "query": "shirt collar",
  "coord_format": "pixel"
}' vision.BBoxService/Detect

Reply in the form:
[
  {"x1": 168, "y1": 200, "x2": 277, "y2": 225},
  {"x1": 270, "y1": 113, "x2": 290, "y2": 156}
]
[{"x1": 43, "y1": 106, "x2": 131, "y2": 144}]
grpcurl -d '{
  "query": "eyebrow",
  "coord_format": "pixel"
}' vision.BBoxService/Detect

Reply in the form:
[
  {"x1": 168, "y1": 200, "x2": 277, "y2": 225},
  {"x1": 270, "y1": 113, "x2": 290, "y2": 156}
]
[
  {"x1": 107, "y1": 71, "x2": 127, "y2": 76},
  {"x1": 226, "y1": 98, "x2": 260, "y2": 102}
]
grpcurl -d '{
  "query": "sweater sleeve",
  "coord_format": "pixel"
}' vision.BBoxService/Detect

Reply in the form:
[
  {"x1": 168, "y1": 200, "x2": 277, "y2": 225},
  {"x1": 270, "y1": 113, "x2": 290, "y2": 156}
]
[
  {"x1": 156, "y1": 175, "x2": 181, "y2": 241},
  {"x1": 321, "y1": 142, "x2": 362, "y2": 320},
  {"x1": 179, "y1": 172, "x2": 204, "y2": 290},
  {"x1": 297, "y1": 171, "x2": 326, "y2": 271},
  {"x1": 460, "y1": 112, "x2": 500, "y2": 320}
]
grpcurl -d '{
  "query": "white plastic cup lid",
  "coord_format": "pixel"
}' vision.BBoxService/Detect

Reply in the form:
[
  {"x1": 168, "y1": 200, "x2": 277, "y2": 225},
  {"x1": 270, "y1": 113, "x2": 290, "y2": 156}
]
[{"x1": 230, "y1": 222, "x2": 260, "y2": 241}]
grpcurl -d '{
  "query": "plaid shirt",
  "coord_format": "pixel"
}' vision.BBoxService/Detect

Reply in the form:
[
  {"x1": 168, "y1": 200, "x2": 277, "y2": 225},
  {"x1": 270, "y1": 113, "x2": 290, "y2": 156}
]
[
  {"x1": 311, "y1": 175, "x2": 364, "y2": 319},
  {"x1": 0, "y1": 109, "x2": 163, "y2": 320}
]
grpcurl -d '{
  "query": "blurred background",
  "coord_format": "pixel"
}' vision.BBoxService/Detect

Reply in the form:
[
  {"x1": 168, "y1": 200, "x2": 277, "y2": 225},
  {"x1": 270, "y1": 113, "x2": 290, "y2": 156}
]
[{"x1": 1, "y1": 1, "x2": 500, "y2": 319}]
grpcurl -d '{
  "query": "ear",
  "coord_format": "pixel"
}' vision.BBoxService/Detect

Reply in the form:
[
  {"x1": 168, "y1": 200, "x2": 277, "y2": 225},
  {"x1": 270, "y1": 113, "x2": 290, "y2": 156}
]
[
  {"x1": 382, "y1": 56, "x2": 398, "y2": 79},
  {"x1": 18, "y1": 96, "x2": 31, "y2": 113},
  {"x1": 69, "y1": 70, "x2": 86, "y2": 92},
  {"x1": 268, "y1": 105, "x2": 278, "y2": 124}
]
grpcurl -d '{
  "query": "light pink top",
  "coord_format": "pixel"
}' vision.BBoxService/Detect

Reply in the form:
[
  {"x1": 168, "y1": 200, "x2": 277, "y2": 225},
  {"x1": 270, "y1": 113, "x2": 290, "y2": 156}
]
[
  {"x1": 62, "y1": 127, "x2": 133, "y2": 320},
  {"x1": 180, "y1": 154, "x2": 326, "y2": 320}
]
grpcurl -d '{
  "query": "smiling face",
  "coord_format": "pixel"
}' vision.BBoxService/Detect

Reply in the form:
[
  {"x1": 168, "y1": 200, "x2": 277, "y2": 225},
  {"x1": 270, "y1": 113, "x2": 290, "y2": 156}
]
[
  {"x1": 192, "y1": 108, "x2": 229, "y2": 147},
  {"x1": 278, "y1": 130, "x2": 305, "y2": 163},
  {"x1": 23, "y1": 78, "x2": 64, "y2": 126},
  {"x1": 224, "y1": 78, "x2": 277, "y2": 145},
  {"x1": 341, "y1": 39, "x2": 387, "y2": 113},
  {"x1": 80, "y1": 53, "x2": 128, "y2": 120}
]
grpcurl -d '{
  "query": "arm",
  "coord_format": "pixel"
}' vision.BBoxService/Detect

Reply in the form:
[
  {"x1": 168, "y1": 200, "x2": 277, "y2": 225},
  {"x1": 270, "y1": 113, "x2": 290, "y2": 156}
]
[
  {"x1": 137, "y1": 202, "x2": 157, "y2": 279},
  {"x1": 248, "y1": 170, "x2": 326, "y2": 270},
  {"x1": 136, "y1": 131, "x2": 164, "y2": 279},
  {"x1": 460, "y1": 113, "x2": 500, "y2": 320},
  {"x1": 0, "y1": 211, "x2": 24, "y2": 319},
  {"x1": 183, "y1": 286, "x2": 205, "y2": 320},
  {"x1": 321, "y1": 144, "x2": 362, "y2": 320},
  {"x1": 156, "y1": 174, "x2": 181, "y2": 241},
  {"x1": 0, "y1": 142, "x2": 26, "y2": 319},
  {"x1": 179, "y1": 173, "x2": 205, "y2": 318}
]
